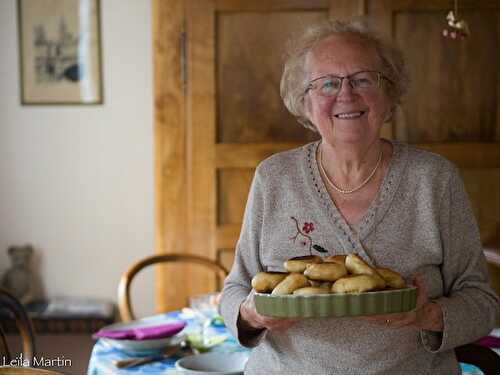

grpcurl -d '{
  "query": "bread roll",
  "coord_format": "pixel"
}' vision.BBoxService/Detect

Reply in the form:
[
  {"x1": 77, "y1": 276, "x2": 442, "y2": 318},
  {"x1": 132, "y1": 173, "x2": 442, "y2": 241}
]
[
  {"x1": 304, "y1": 262, "x2": 347, "y2": 281},
  {"x1": 271, "y1": 273, "x2": 309, "y2": 295},
  {"x1": 345, "y1": 254, "x2": 375, "y2": 275},
  {"x1": 293, "y1": 287, "x2": 331, "y2": 296},
  {"x1": 284, "y1": 255, "x2": 323, "y2": 273},
  {"x1": 376, "y1": 267, "x2": 406, "y2": 289},
  {"x1": 345, "y1": 254, "x2": 386, "y2": 289},
  {"x1": 324, "y1": 254, "x2": 346, "y2": 265},
  {"x1": 331, "y1": 274, "x2": 380, "y2": 293},
  {"x1": 251, "y1": 272, "x2": 288, "y2": 293}
]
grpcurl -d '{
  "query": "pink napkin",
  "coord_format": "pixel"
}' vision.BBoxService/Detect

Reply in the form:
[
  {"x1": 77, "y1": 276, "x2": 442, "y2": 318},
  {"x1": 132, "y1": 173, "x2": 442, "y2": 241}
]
[
  {"x1": 475, "y1": 335, "x2": 500, "y2": 348},
  {"x1": 93, "y1": 321, "x2": 186, "y2": 341}
]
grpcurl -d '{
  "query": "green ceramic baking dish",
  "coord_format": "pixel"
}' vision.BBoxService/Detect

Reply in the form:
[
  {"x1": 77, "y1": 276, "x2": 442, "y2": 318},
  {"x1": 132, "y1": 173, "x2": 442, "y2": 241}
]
[{"x1": 254, "y1": 287, "x2": 418, "y2": 318}]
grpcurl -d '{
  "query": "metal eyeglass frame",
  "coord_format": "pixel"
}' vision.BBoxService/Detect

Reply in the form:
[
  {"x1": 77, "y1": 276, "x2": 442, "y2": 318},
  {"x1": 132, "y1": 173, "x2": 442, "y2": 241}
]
[{"x1": 304, "y1": 70, "x2": 393, "y2": 96}]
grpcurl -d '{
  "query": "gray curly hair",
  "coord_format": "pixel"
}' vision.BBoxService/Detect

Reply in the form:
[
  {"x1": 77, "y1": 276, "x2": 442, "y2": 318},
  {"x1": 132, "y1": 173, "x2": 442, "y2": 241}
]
[{"x1": 280, "y1": 19, "x2": 409, "y2": 132}]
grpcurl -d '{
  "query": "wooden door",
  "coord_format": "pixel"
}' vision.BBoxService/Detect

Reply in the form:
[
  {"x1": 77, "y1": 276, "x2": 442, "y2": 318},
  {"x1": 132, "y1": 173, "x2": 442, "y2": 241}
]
[{"x1": 154, "y1": 0, "x2": 500, "y2": 312}]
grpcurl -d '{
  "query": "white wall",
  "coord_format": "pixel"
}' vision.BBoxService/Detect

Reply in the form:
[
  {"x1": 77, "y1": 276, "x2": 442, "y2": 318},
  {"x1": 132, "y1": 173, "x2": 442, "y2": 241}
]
[{"x1": 0, "y1": 0, "x2": 155, "y2": 317}]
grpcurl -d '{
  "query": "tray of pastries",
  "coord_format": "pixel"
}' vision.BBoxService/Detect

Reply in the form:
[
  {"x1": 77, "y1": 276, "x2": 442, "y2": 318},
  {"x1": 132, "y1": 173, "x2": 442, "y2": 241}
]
[{"x1": 253, "y1": 254, "x2": 417, "y2": 318}]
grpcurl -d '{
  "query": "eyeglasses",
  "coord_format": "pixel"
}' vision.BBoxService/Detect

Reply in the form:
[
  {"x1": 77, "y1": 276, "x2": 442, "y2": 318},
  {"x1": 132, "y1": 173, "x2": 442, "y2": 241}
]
[{"x1": 305, "y1": 70, "x2": 392, "y2": 97}]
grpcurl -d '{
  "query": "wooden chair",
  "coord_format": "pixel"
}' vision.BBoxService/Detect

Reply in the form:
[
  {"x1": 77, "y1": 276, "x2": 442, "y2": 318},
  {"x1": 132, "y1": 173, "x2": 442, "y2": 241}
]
[
  {"x1": 117, "y1": 253, "x2": 229, "y2": 322},
  {"x1": 455, "y1": 343, "x2": 499, "y2": 375},
  {"x1": 0, "y1": 288, "x2": 36, "y2": 364},
  {"x1": 0, "y1": 290, "x2": 68, "y2": 374},
  {"x1": 0, "y1": 367, "x2": 66, "y2": 374},
  {"x1": 1, "y1": 325, "x2": 9, "y2": 359}
]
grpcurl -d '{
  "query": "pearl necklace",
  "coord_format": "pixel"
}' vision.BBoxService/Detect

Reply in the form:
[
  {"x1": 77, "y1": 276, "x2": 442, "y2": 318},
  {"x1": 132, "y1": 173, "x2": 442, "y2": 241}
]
[{"x1": 318, "y1": 145, "x2": 383, "y2": 194}]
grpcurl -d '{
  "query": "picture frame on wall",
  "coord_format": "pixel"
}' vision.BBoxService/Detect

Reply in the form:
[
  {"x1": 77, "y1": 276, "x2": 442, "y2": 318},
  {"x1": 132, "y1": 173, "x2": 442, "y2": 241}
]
[{"x1": 17, "y1": 0, "x2": 103, "y2": 105}]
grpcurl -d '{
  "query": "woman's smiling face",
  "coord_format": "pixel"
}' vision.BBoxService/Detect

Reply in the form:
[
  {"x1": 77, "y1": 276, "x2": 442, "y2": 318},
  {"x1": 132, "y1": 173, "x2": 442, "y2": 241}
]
[{"x1": 304, "y1": 34, "x2": 392, "y2": 147}]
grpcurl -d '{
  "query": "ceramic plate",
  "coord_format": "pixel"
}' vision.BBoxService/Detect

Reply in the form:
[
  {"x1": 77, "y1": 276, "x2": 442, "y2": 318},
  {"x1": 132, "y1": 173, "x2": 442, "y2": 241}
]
[
  {"x1": 175, "y1": 352, "x2": 249, "y2": 375},
  {"x1": 254, "y1": 287, "x2": 417, "y2": 318},
  {"x1": 99, "y1": 319, "x2": 186, "y2": 353}
]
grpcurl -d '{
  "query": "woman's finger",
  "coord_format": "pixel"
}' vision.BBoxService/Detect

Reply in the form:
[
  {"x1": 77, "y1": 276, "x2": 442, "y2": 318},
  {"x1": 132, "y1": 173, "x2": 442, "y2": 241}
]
[
  {"x1": 361, "y1": 312, "x2": 405, "y2": 322},
  {"x1": 241, "y1": 290, "x2": 298, "y2": 331},
  {"x1": 264, "y1": 318, "x2": 297, "y2": 330},
  {"x1": 412, "y1": 274, "x2": 428, "y2": 309},
  {"x1": 359, "y1": 277, "x2": 431, "y2": 330}
]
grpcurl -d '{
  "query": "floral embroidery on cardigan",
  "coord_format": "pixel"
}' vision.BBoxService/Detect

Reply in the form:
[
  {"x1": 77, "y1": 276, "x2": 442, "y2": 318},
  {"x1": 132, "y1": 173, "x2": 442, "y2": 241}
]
[{"x1": 290, "y1": 216, "x2": 328, "y2": 255}]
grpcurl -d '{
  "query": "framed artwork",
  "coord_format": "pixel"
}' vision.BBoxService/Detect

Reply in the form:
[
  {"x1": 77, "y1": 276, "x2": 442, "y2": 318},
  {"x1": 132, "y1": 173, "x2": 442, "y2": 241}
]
[{"x1": 18, "y1": 0, "x2": 103, "y2": 105}]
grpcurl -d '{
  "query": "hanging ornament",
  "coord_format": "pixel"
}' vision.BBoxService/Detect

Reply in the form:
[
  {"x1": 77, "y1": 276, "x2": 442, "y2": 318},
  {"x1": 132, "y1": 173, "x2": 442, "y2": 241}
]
[{"x1": 443, "y1": 0, "x2": 470, "y2": 39}]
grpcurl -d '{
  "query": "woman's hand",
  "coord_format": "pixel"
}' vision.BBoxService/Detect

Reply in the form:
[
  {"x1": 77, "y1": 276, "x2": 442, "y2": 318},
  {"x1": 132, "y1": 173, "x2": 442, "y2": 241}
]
[
  {"x1": 361, "y1": 275, "x2": 444, "y2": 332},
  {"x1": 238, "y1": 290, "x2": 297, "y2": 332}
]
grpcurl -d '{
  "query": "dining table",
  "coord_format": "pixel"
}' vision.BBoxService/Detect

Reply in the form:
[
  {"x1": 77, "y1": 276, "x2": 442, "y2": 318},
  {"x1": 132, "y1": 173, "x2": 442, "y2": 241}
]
[
  {"x1": 86, "y1": 309, "x2": 250, "y2": 375},
  {"x1": 86, "y1": 308, "x2": 496, "y2": 375}
]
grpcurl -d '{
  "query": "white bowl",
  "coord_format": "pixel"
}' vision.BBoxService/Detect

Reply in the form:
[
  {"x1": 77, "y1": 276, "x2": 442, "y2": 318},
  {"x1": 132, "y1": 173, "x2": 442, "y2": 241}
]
[{"x1": 175, "y1": 352, "x2": 248, "y2": 374}]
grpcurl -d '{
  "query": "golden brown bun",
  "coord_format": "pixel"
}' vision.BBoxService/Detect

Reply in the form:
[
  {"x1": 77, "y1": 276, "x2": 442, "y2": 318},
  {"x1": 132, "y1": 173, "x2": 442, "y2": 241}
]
[
  {"x1": 345, "y1": 254, "x2": 376, "y2": 275},
  {"x1": 251, "y1": 272, "x2": 288, "y2": 293},
  {"x1": 271, "y1": 273, "x2": 310, "y2": 295},
  {"x1": 324, "y1": 254, "x2": 346, "y2": 265},
  {"x1": 303, "y1": 262, "x2": 347, "y2": 281},
  {"x1": 293, "y1": 286, "x2": 331, "y2": 296},
  {"x1": 331, "y1": 274, "x2": 381, "y2": 293},
  {"x1": 376, "y1": 267, "x2": 406, "y2": 289},
  {"x1": 345, "y1": 254, "x2": 386, "y2": 289},
  {"x1": 284, "y1": 255, "x2": 323, "y2": 273}
]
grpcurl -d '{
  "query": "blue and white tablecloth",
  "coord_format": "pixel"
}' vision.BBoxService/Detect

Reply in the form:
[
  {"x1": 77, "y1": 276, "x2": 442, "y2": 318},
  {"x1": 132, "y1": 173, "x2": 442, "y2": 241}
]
[{"x1": 86, "y1": 310, "x2": 249, "y2": 375}]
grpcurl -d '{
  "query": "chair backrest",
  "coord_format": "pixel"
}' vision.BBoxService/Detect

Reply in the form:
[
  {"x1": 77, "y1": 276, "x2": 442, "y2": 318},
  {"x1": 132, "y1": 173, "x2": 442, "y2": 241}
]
[
  {"x1": 1, "y1": 325, "x2": 10, "y2": 360},
  {"x1": 0, "y1": 367, "x2": 66, "y2": 374},
  {"x1": 0, "y1": 288, "x2": 36, "y2": 363},
  {"x1": 454, "y1": 343, "x2": 500, "y2": 375},
  {"x1": 117, "y1": 253, "x2": 229, "y2": 322}
]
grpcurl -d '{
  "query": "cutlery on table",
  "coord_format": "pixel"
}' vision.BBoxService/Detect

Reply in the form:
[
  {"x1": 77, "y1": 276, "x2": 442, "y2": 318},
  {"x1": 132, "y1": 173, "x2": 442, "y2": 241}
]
[{"x1": 113, "y1": 342, "x2": 198, "y2": 369}]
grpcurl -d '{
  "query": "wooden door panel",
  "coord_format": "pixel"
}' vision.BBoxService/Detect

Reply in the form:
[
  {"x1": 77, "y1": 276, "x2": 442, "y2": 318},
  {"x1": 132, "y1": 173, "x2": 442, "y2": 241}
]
[
  {"x1": 463, "y1": 169, "x2": 500, "y2": 240},
  {"x1": 218, "y1": 169, "x2": 255, "y2": 225},
  {"x1": 217, "y1": 11, "x2": 326, "y2": 143},
  {"x1": 394, "y1": 10, "x2": 500, "y2": 142},
  {"x1": 216, "y1": 142, "x2": 305, "y2": 168},
  {"x1": 417, "y1": 143, "x2": 500, "y2": 169}
]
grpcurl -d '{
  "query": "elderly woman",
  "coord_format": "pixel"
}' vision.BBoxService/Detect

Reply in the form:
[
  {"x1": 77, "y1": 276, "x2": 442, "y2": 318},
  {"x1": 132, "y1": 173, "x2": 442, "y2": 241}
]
[{"x1": 219, "y1": 20, "x2": 499, "y2": 374}]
